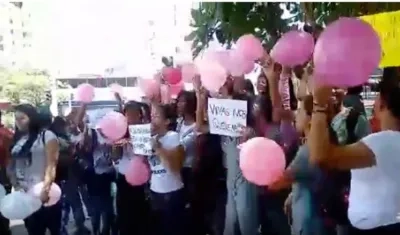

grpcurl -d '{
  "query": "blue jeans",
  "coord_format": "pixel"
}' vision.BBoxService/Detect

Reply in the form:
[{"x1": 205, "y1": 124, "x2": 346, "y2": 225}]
[
  {"x1": 150, "y1": 188, "x2": 186, "y2": 235},
  {"x1": 223, "y1": 137, "x2": 259, "y2": 235},
  {"x1": 224, "y1": 178, "x2": 259, "y2": 235}
]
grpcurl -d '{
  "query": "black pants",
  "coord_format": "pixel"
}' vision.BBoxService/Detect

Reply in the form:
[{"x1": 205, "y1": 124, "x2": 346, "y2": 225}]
[
  {"x1": 116, "y1": 173, "x2": 149, "y2": 235},
  {"x1": 24, "y1": 203, "x2": 62, "y2": 235},
  {"x1": 150, "y1": 189, "x2": 186, "y2": 235},
  {"x1": 349, "y1": 223, "x2": 400, "y2": 235}
]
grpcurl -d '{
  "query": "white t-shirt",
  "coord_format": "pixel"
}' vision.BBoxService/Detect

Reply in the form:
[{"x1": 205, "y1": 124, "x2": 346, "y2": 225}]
[
  {"x1": 148, "y1": 131, "x2": 183, "y2": 193},
  {"x1": 115, "y1": 144, "x2": 134, "y2": 175},
  {"x1": 11, "y1": 130, "x2": 58, "y2": 190},
  {"x1": 178, "y1": 122, "x2": 196, "y2": 168},
  {"x1": 91, "y1": 129, "x2": 113, "y2": 174},
  {"x1": 348, "y1": 130, "x2": 400, "y2": 229}
]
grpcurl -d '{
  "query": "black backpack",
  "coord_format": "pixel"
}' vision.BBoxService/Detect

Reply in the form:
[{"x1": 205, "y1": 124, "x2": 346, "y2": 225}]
[{"x1": 314, "y1": 108, "x2": 360, "y2": 225}]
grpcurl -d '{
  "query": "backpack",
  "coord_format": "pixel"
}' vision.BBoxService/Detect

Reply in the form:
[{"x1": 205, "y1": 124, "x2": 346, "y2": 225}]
[{"x1": 314, "y1": 108, "x2": 360, "y2": 225}]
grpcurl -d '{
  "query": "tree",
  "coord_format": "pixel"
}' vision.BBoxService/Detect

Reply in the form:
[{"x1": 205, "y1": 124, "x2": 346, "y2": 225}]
[
  {"x1": 187, "y1": 2, "x2": 297, "y2": 58},
  {"x1": 187, "y1": 2, "x2": 400, "y2": 58},
  {"x1": 0, "y1": 69, "x2": 69, "y2": 106}
]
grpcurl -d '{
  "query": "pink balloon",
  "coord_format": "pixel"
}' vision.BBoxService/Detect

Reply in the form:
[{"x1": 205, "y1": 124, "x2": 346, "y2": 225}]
[
  {"x1": 170, "y1": 82, "x2": 184, "y2": 98},
  {"x1": 313, "y1": 17, "x2": 381, "y2": 87},
  {"x1": 196, "y1": 58, "x2": 228, "y2": 92},
  {"x1": 162, "y1": 67, "x2": 182, "y2": 85},
  {"x1": 96, "y1": 111, "x2": 128, "y2": 141},
  {"x1": 160, "y1": 84, "x2": 171, "y2": 104},
  {"x1": 271, "y1": 30, "x2": 314, "y2": 67},
  {"x1": 139, "y1": 79, "x2": 161, "y2": 98},
  {"x1": 181, "y1": 63, "x2": 198, "y2": 83},
  {"x1": 28, "y1": 182, "x2": 61, "y2": 207},
  {"x1": 235, "y1": 34, "x2": 264, "y2": 61},
  {"x1": 203, "y1": 50, "x2": 231, "y2": 71},
  {"x1": 239, "y1": 137, "x2": 286, "y2": 186},
  {"x1": 228, "y1": 50, "x2": 255, "y2": 76},
  {"x1": 125, "y1": 156, "x2": 150, "y2": 186},
  {"x1": 109, "y1": 83, "x2": 124, "y2": 96},
  {"x1": 75, "y1": 83, "x2": 95, "y2": 103}
]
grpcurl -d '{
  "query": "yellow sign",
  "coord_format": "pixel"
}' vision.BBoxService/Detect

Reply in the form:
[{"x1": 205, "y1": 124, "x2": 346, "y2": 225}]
[{"x1": 360, "y1": 10, "x2": 400, "y2": 68}]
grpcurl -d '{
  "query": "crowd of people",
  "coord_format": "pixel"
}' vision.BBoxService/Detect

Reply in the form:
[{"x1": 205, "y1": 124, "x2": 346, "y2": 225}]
[{"x1": 0, "y1": 51, "x2": 399, "y2": 235}]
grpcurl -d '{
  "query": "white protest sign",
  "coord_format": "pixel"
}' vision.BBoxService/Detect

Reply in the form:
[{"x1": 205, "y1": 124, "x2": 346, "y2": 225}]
[
  {"x1": 129, "y1": 124, "x2": 152, "y2": 156},
  {"x1": 207, "y1": 98, "x2": 247, "y2": 137},
  {"x1": 86, "y1": 108, "x2": 115, "y2": 128}
]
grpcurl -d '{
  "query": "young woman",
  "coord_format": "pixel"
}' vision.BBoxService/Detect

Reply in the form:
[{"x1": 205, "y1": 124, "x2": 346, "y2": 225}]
[
  {"x1": 308, "y1": 67, "x2": 400, "y2": 234},
  {"x1": 81, "y1": 120, "x2": 116, "y2": 235},
  {"x1": 176, "y1": 91, "x2": 197, "y2": 209},
  {"x1": 256, "y1": 58, "x2": 292, "y2": 235},
  {"x1": 192, "y1": 88, "x2": 225, "y2": 235},
  {"x1": 270, "y1": 95, "x2": 335, "y2": 235},
  {"x1": 8, "y1": 104, "x2": 60, "y2": 235},
  {"x1": 149, "y1": 103, "x2": 185, "y2": 235},
  {"x1": 114, "y1": 101, "x2": 149, "y2": 235}
]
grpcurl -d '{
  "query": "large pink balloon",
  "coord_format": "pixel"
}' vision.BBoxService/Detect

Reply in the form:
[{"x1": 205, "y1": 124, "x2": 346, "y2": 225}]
[
  {"x1": 313, "y1": 17, "x2": 381, "y2": 87},
  {"x1": 162, "y1": 67, "x2": 182, "y2": 85},
  {"x1": 125, "y1": 156, "x2": 150, "y2": 186},
  {"x1": 235, "y1": 34, "x2": 264, "y2": 61},
  {"x1": 203, "y1": 50, "x2": 231, "y2": 71},
  {"x1": 96, "y1": 111, "x2": 128, "y2": 141},
  {"x1": 181, "y1": 63, "x2": 198, "y2": 83},
  {"x1": 239, "y1": 137, "x2": 286, "y2": 186},
  {"x1": 139, "y1": 79, "x2": 161, "y2": 98},
  {"x1": 75, "y1": 83, "x2": 95, "y2": 103},
  {"x1": 229, "y1": 50, "x2": 255, "y2": 76},
  {"x1": 196, "y1": 58, "x2": 228, "y2": 92},
  {"x1": 270, "y1": 30, "x2": 314, "y2": 67},
  {"x1": 28, "y1": 182, "x2": 62, "y2": 207}
]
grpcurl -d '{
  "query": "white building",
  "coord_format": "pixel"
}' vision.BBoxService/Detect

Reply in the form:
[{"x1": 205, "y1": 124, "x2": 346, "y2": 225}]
[{"x1": 0, "y1": 2, "x2": 33, "y2": 69}]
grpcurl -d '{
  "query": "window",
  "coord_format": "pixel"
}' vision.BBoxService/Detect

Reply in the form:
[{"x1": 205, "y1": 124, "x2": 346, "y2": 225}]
[
  {"x1": 12, "y1": 41, "x2": 15, "y2": 45},
  {"x1": 9, "y1": 19, "x2": 13, "y2": 24},
  {"x1": 0, "y1": 35, "x2": 3, "y2": 42},
  {"x1": 106, "y1": 77, "x2": 126, "y2": 86},
  {"x1": 0, "y1": 44, "x2": 3, "y2": 51},
  {"x1": 10, "y1": 29, "x2": 13, "y2": 34},
  {"x1": 22, "y1": 32, "x2": 27, "y2": 38},
  {"x1": 126, "y1": 77, "x2": 138, "y2": 86},
  {"x1": 61, "y1": 79, "x2": 88, "y2": 88}
]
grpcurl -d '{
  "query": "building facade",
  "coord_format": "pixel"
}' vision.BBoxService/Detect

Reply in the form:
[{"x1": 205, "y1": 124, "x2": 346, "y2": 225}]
[{"x1": 0, "y1": 2, "x2": 33, "y2": 69}]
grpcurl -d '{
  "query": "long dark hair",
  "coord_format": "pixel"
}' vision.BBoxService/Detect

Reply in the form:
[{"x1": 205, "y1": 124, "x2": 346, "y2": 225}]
[{"x1": 11, "y1": 104, "x2": 41, "y2": 160}]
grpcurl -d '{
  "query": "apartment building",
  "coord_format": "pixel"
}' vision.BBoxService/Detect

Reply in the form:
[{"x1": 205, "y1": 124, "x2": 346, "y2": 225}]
[{"x1": 0, "y1": 2, "x2": 33, "y2": 69}]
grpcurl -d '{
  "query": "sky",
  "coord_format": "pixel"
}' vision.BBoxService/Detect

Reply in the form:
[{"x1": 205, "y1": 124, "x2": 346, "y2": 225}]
[
  {"x1": 27, "y1": 1, "x2": 291, "y2": 77},
  {"x1": 27, "y1": 1, "x2": 193, "y2": 77}
]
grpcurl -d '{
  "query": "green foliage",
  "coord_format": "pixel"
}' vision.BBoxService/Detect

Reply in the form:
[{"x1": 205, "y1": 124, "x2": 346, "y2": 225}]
[
  {"x1": 0, "y1": 69, "x2": 69, "y2": 107},
  {"x1": 187, "y1": 2, "x2": 400, "y2": 58}
]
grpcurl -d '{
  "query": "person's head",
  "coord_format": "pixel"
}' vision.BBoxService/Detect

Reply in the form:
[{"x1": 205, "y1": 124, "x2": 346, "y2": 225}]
[
  {"x1": 140, "y1": 102, "x2": 151, "y2": 124},
  {"x1": 219, "y1": 76, "x2": 234, "y2": 97},
  {"x1": 124, "y1": 101, "x2": 142, "y2": 125},
  {"x1": 244, "y1": 79, "x2": 255, "y2": 96},
  {"x1": 296, "y1": 95, "x2": 313, "y2": 134},
  {"x1": 347, "y1": 85, "x2": 363, "y2": 96},
  {"x1": 375, "y1": 67, "x2": 400, "y2": 129},
  {"x1": 14, "y1": 104, "x2": 40, "y2": 133},
  {"x1": 176, "y1": 90, "x2": 197, "y2": 118},
  {"x1": 49, "y1": 116, "x2": 69, "y2": 139},
  {"x1": 256, "y1": 71, "x2": 268, "y2": 94},
  {"x1": 151, "y1": 104, "x2": 177, "y2": 135},
  {"x1": 252, "y1": 94, "x2": 273, "y2": 130}
]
